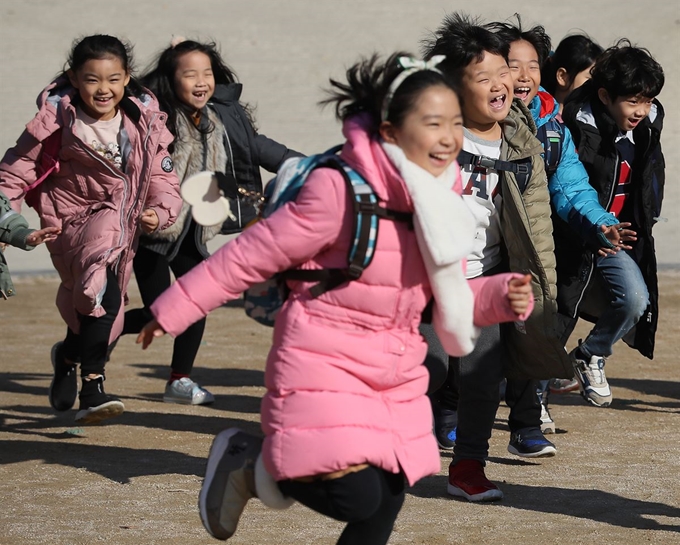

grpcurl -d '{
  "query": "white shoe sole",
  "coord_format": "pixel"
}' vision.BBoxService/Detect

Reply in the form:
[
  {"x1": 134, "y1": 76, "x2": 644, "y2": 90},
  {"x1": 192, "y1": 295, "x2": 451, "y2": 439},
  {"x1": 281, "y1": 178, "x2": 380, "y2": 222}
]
[
  {"x1": 75, "y1": 401, "x2": 124, "y2": 425},
  {"x1": 447, "y1": 483, "x2": 503, "y2": 502},
  {"x1": 508, "y1": 444, "x2": 557, "y2": 458}
]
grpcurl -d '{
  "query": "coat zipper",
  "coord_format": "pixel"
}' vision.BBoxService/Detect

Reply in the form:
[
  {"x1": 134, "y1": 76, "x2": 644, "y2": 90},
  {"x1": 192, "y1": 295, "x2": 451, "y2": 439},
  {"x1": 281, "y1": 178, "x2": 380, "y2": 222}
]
[
  {"x1": 223, "y1": 125, "x2": 242, "y2": 227},
  {"x1": 572, "y1": 148, "x2": 620, "y2": 319}
]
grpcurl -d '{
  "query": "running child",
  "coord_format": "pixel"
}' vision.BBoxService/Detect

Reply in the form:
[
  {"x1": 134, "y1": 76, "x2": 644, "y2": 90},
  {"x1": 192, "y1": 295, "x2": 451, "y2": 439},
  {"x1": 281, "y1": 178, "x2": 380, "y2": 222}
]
[
  {"x1": 422, "y1": 12, "x2": 571, "y2": 501},
  {"x1": 138, "y1": 52, "x2": 534, "y2": 543},
  {"x1": 120, "y1": 39, "x2": 302, "y2": 405},
  {"x1": 0, "y1": 34, "x2": 182, "y2": 424},
  {"x1": 560, "y1": 39, "x2": 665, "y2": 406}
]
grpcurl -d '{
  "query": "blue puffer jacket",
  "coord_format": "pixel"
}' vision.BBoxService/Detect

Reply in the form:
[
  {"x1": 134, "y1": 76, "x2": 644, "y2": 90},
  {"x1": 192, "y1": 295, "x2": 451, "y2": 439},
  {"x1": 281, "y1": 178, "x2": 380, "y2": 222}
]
[{"x1": 529, "y1": 89, "x2": 618, "y2": 247}]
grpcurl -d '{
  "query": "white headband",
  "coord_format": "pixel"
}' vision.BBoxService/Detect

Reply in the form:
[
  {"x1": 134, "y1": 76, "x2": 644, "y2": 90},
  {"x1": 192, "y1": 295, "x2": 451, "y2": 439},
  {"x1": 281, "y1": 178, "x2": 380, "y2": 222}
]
[{"x1": 380, "y1": 55, "x2": 446, "y2": 122}]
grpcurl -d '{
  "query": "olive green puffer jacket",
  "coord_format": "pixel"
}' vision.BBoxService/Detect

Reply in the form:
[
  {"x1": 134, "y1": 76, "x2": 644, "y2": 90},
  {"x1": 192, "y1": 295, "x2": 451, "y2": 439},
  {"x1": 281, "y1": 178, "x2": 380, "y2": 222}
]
[
  {"x1": 0, "y1": 191, "x2": 35, "y2": 299},
  {"x1": 499, "y1": 100, "x2": 572, "y2": 379}
]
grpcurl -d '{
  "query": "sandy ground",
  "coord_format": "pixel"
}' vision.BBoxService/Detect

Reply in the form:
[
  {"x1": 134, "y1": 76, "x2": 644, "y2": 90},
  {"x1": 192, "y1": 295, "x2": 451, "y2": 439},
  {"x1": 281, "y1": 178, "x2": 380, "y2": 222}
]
[
  {"x1": 1, "y1": 272, "x2": 680, "y2": 545},
  {"x1": 0, "y1": 1, "x2": 678, "y2": 273}
]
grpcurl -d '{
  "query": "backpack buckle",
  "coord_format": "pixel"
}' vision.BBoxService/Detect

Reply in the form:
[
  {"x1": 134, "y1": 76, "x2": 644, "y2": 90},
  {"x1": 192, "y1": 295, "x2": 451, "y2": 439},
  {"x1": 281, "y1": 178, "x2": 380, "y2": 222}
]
[
  {"x1": 474, "y1": 155, "x2": 498, "y2": 170},
  {"x1": 515, "y1": 163, "x2": 530, "y2": 175},
  {"x1": 347, "y1": 263, "x2": 364, "y2": 280}
]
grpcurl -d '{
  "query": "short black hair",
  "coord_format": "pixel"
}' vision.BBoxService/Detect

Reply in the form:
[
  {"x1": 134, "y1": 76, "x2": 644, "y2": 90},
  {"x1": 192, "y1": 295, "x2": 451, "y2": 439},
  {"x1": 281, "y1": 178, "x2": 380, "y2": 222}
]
[
  {"x1": 485, "y1": 13, "x2": 551, "y2": 66},
  {"x1": 541, "y1": 33, "x2": 603, "y2": 96},
  {"x1": 591, "y1": 39, "x2": 664, "y2": 100},
  {"x1": 421, "y1": 12, "x2": 509, "y2": 82}
]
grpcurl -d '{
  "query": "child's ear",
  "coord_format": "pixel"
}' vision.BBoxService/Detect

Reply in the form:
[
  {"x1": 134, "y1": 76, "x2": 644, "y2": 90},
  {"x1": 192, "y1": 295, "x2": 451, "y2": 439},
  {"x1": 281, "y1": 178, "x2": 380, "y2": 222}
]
[
  {"x1": 597, "y1": 87, "x2": 612, "y2": 106},
  {"x1": 124, "y1": 72, "x2": 131, "y2": 87},
  {"x1": 379, "y1": 121, "x2": 398, "y2": 144},
  {"x1": 555, "y1": 67, "x2": 569, "y2": 89},
  {"x1": 67, "y1": 69, "x2": 78, "y2": 89}
]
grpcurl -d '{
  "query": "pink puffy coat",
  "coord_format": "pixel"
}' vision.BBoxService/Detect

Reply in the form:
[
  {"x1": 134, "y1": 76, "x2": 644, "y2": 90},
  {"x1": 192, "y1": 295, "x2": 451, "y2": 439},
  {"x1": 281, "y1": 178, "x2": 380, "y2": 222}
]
[
  {"x1": 0, "y1": 79, "x2": 182, "y2": 340},
  {"x1": 151, "y1": 115, "x2": 530, "y2": 485}
]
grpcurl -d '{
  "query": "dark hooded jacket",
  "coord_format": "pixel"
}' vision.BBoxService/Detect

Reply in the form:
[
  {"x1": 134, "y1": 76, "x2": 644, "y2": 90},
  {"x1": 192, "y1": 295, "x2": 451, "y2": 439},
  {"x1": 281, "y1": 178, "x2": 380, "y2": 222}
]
[{"x1": 560, "y1": 80, "x2": 665, "y2": 358}]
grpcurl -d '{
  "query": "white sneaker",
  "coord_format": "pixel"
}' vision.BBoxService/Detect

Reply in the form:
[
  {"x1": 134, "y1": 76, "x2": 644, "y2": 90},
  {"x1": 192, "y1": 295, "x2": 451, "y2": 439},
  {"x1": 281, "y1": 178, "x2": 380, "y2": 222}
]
[
  {"x1": 163, "y1": 377, "x2": 214, "y2": 405},
  {"x1": 571, "y1": 351, "x2": 612, "y2": 407},
  {"x1": 540, "y1": 401, "x2": 556, "y2": 434}
]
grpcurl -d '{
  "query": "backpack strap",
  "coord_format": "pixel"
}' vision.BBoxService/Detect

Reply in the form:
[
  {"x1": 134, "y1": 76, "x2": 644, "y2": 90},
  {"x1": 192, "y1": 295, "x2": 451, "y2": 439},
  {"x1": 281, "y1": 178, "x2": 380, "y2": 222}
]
[
  {"x1": 457, "y1": 149, "x2": 532, "y2": 193},
  {"x1": 284, "y1": 154, "x2": 412, "y2": 298},
  {"x1": 536, "y1": 119, "x2": 563, "y2": 177}
]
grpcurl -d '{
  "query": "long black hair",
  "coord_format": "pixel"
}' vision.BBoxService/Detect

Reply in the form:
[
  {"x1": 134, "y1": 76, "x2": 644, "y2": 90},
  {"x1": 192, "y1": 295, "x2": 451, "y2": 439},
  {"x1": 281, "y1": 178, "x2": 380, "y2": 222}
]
[
  {"x1": 61, "y1": 34, "x2": 145, "y2": 97},
  {"x1": 541, "y1": 33, "x2": 603, "y2": 96},
  {"x1": 141, "y1": 39, "x2": 253, "y2": 141},
  {"x1": 320, "y1": 52, "x2": 459, "y2": 133}
]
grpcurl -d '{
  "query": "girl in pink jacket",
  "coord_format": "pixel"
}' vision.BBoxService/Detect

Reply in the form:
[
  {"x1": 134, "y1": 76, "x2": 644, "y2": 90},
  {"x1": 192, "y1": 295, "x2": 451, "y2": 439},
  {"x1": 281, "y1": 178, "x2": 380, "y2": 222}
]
[
  {"x1": 138, "y1": 53, "x2": 533, "y2": 543},
  {"x1": 0, "y1": 35, "x2": 182, "y2": 425}
]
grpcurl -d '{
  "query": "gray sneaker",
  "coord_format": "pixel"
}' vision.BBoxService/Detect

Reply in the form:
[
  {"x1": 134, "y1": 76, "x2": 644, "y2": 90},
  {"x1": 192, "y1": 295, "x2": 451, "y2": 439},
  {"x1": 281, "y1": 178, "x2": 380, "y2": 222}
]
[
  {"x1": 199, "y1": 428, "x2": 261, "y2": 540},
  {"x1": 571, "y1": 350, "x2": 612, "y2": 407},
  {"x1": 163, "y1": 377, "x2": 214, "y2": 405}
]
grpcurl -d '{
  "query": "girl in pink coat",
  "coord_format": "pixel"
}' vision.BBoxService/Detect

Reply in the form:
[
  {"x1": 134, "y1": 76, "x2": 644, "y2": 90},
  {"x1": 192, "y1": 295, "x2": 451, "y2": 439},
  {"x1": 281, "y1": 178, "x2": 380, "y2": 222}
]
[
  {"x1": 138, "y1": 52, "x2": 533, "y2": 544},
  {"x1": 0, "y1": 35, "x2": 182, "y2": 425}
]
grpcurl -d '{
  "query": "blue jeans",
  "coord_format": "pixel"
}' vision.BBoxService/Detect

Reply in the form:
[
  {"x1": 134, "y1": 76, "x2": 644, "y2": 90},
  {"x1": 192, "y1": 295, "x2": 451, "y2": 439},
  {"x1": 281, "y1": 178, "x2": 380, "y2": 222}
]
[{"x1": 580, "y1": 250, "x2": 649, "y2": 358}]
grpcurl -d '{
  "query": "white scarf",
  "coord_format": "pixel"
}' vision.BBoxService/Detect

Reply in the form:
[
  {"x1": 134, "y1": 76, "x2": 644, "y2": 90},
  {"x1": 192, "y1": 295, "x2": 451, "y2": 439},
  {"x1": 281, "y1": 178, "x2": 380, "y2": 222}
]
[{"x1": 381, "y1": 142, "x2": 479, "y2": 356}]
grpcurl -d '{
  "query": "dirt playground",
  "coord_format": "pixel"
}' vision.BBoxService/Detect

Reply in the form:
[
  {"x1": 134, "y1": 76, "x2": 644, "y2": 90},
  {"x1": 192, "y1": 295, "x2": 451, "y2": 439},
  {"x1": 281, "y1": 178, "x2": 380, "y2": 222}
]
[{"x1": 1, "y1": 272, "x2": 679, "y2": 544}]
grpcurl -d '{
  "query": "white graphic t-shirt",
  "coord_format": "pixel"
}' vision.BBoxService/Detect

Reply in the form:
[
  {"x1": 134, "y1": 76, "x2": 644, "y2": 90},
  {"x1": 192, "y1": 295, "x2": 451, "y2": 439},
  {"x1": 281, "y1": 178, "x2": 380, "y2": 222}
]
[
  {"x1": 74, "y1": 107, "x2": 124, "y2": 170},
  {"x1": 460, "y1": 129, "x2": 503, "y2": 279}
]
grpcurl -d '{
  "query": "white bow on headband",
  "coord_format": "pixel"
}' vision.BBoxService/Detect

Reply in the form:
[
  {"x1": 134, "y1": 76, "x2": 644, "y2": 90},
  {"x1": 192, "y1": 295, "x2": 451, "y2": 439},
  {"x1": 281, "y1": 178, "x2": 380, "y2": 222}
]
[{"x1": 380, "y1": 55, "x2": 447, "y2": 122}]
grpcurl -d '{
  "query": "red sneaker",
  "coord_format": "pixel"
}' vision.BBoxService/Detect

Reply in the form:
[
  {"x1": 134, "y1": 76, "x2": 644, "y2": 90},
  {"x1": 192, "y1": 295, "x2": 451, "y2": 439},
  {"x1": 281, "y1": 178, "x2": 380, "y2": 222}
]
[{"x1": 447, "y1": 459, "x2": 503, "y2": 502}]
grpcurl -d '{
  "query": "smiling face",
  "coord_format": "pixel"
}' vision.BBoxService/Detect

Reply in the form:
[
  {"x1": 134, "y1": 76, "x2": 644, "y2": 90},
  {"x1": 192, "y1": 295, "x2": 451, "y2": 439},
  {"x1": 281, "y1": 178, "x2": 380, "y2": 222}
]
[
  {"x1": 508, "y1": 39, "x2": 541, "y2": 105},
  {"x1": 598, "y1": 90, "x2": 654, "y2": 132},
  {"x1": 380, "y1": 85, "x2": 464, "y2": 177},
  {"x1": 68, "y1": 56, "x2": 130, "y2": 121},
  {"x1": 459, "y1": 52, "x2": 512, "y2": 137},
  {"x1": 174, "y1": 51, "x2": 215, "y2": 111}
]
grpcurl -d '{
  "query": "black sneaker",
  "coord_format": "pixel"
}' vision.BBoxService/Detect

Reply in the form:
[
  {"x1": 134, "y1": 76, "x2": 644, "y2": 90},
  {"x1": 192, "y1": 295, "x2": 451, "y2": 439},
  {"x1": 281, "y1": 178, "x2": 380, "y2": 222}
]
[
  {"x1": 434, "y1": 407, "x2": 458, "y2": 449},
  {"x1": 199, "y1": 428, "x2": 262, "y2": 540},
  {"x1": 49, "y1": 342, "x2": 78, "y2": 412},
  {"x1": 508, "y1": 427, "x2": 556, "y2": 458},
  {"x1": 75, "y1": 375, "x2": 124, "y2": 425}
]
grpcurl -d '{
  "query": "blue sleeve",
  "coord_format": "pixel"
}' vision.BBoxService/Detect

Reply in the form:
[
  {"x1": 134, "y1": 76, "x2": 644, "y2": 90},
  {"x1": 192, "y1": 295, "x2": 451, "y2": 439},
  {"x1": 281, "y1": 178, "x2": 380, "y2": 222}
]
[{"x1": 549, "y1": 126, "x2": 618, "y2": 244}]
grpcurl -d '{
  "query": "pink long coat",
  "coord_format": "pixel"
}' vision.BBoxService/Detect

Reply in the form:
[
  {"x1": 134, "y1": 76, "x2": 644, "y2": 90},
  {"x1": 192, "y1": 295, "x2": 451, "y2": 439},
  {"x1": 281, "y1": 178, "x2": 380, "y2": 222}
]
[
  {"x1": 0, "y1": 79, "x2": 182, "y2": 340},
  {"x1": 151, "y1": 115, "x2": 529, "y2": 485}
]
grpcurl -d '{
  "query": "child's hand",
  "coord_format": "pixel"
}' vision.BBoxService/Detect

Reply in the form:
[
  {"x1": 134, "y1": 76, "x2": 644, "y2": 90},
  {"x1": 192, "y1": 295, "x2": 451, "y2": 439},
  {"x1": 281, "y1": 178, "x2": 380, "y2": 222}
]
[
  {"x1": 140, "y1": 209, "x2": 159, "y2": 234},
  {"x1": 26, "y1": 226, "x2": 61, "y2": 246},
  {"x1": 598, "y1": 223, "x2": 637, "y2": 256},
  {"x1": 507, "y1": 274, "x2": 532, "y2": 316},
  {"x1": 136, "y1": 319, "x2": 166, "y2": 349}
]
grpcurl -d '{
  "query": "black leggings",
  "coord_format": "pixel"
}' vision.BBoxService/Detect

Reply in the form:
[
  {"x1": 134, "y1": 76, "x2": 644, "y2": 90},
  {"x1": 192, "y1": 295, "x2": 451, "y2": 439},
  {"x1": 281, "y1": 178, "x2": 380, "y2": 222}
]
[
  {"x1": 123, "y1": 234, "x2": 206, "y2": 376},
  {"x1": 277, "y1": 467, "x2": 405, "y2": 545},
  {"x1": 62, "y1": 267, "x2": 121, "y2": 377}
]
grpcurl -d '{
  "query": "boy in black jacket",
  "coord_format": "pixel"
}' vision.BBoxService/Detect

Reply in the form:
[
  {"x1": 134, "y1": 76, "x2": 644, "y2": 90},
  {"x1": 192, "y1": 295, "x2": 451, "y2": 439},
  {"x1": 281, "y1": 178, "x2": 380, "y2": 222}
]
[{"x1": 560, "y1": 39, "x2": 665, "y2": 407}]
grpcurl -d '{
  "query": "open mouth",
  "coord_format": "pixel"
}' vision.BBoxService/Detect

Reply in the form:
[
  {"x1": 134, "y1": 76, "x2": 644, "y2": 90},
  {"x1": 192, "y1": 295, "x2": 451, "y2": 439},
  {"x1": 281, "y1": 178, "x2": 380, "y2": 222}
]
[
  {"x1": 490, "y1": 94, "x2": 507, "y2": 110},
  {"x1": 430, "y1": 152, "x2": 451, "y2": 165},
  {"x1": 514, "y1": 87, "x2": 531, "y2": 102},
  {"x1": 193, "y1": 91, "x2": 208, "y2": 100},
  {"x1": 94, "y1": 97, "x2": 112, "y2": 103}
]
